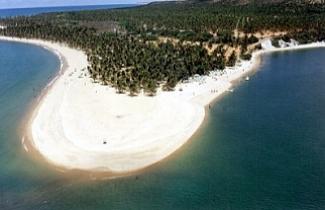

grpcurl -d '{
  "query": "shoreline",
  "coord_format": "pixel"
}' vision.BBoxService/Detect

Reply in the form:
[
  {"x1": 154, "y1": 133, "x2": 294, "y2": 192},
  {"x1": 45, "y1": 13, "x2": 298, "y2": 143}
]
[{"x1": 1, "y1": 36, "x2": 324, "y2": 176}]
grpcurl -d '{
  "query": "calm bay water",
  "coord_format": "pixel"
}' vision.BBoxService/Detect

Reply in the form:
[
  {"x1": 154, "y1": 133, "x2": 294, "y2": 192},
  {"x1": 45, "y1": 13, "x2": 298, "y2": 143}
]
[
  {"x1": 0, "y1": 40, "x2": 324, "y2": 209},
  {"x1": 0, "y1": 4, "x2": 137, "y2": 18}
]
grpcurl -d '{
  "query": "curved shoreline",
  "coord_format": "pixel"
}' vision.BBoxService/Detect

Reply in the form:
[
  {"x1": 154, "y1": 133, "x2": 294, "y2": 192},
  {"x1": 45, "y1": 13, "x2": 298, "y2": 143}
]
[{"x1": 1, "y1": 36, "x2": 324, "y2": 175}]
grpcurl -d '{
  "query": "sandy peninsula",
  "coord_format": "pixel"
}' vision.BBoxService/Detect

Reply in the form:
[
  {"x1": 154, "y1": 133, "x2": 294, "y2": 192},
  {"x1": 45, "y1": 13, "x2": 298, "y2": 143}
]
[{"x1": 0, "y1": 36, "x2": 324, "y2": 174}]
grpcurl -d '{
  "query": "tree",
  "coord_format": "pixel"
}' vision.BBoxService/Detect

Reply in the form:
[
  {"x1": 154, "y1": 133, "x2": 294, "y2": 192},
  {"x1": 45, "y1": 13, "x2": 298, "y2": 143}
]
[
  {"x1": 227, "y1": 51, "x2": 237, "y2": 67},
  {"x1": 145, "y1": 80, "x2": 157, "y2": 96}
]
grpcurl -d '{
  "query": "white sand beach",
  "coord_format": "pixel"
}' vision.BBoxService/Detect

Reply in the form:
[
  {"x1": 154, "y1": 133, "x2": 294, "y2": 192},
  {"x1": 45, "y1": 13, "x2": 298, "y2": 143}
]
[{"x1": 0, "y1": 36, "x2": 324, "y2": 173}]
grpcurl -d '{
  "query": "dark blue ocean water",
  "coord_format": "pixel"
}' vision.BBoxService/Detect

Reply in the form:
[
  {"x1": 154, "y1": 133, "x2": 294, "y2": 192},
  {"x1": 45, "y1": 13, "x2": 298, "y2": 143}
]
[
  {"x1": 0, "y1": 4, "x2": 137, "y2": 18},
  {"x1": 0, "y1": 40, "x2": 324, "y2": 210}
]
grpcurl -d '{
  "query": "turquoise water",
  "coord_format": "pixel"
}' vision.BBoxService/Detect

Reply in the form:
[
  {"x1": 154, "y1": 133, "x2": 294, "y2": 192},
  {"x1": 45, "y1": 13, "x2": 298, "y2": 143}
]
[{"x1": 0, "y1": 41, "x2": 325, "y2": 209}]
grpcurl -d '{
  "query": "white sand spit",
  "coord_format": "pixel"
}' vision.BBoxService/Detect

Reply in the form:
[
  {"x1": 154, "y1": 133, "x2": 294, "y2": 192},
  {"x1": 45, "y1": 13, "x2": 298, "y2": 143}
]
[{"x1": 0, "y1": 36, "x2": 324, "y2": 173}]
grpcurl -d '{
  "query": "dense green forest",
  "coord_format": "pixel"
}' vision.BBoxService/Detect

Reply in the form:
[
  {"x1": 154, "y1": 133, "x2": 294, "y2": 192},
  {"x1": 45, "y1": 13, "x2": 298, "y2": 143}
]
[{"x1": 1, "y1": 0, "x2": 325, "y2": 95}]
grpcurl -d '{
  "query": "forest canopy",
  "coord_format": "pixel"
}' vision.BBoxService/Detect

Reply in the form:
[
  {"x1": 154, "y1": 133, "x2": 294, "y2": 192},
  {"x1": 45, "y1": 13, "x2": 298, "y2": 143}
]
[{"x1": 1, "y1": 0, "x2": 325, "y2": 95}]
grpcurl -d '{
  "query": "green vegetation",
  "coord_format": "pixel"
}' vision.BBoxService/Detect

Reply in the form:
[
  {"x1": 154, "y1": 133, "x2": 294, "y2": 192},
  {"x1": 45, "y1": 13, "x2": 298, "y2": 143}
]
[
  {"x1": 1, "y1": 1, "x2": 325, "y2": 95},
  {"x1": 272, "y1": 39, "x2": 280, "y2": 48}
]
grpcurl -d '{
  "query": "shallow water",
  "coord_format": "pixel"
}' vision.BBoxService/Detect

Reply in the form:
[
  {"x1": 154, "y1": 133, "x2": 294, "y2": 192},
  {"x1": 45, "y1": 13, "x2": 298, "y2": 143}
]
[{"x1": 0, "y1": 41, "x2": 325, "y2": 209}]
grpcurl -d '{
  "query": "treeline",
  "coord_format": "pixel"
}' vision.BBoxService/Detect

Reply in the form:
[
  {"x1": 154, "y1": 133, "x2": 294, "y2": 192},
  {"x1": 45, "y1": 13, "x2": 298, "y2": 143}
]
[
  {"x1": 0, "y1": 21, "x2": 229, "y2": 95},
  {"x1": 0, "y1": 1, "x2": 325, "y2": 95},
  {"x1": 18, "y1": 1, "x2": 325, "y2": 43},
  {"x1": 88, "y1": 34, "x2": 228, "y2": 95}
]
